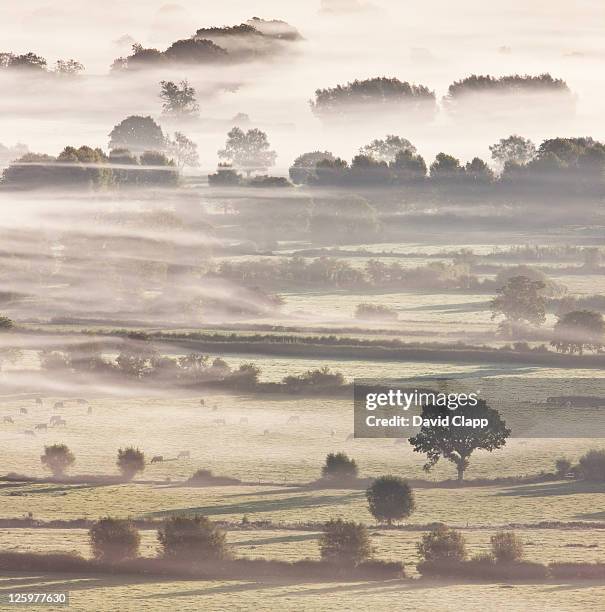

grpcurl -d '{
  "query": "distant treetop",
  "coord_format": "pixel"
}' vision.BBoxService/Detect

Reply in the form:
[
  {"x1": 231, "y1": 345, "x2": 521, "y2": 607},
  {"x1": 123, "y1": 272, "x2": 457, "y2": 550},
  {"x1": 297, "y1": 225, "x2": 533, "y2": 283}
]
[{"x1": 446, "y1": 73, "x2": 570, "y2": 100}]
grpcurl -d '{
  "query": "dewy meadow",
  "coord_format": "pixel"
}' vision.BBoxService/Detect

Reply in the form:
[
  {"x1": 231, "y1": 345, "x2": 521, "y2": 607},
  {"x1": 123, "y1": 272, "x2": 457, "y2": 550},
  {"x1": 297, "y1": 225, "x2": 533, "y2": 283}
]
[{"x1": 0, "y1": 1, "x2": 604, "y2": 611}]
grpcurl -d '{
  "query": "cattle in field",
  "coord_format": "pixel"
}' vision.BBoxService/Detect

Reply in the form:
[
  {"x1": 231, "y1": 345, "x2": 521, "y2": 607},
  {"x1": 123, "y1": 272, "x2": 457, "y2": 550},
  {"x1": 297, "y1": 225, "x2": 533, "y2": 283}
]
[
  {"x1": 76, "y1": 399, "x2": 88, "y2": 405},
  {"x1": 177, "y1": 451, "x2": 191, "y2": 459},
  {"x1": 20, "y1": 408, "x2": 28, "y2": 415},
  {"x1": 151, "y1": 455, "x2": 164, "y2": 463},
  {"x1": 287, "y1": 416, "x2": 300, "y2": 424},
  {"x1": 54, "y1": 402, "x2": 64, "y2": 409},
  {"x1": 49, "y1": 415, "x2": 63, "y2": 426},
  {"x1": 199, "y1": 399, "x2": 205, "y2": 406},
  {"x1": 53, "y1": 418, "x2": 67, "y2": 427},
  {"x1": 239, "y1": 417, "x2": 249, "y2": 424},
  {"x1": 35, "y1": 398, "x2": 43, "y2": 406},
  {"x1": 23, "y1": 430, "x2": 35, "y2": 437},
  {"x1": 212, "y1": 418, "x2": 226, "y2": 425},
  {"x1": 35, "y1": 423, "x2": 47, "y2": 431},
  {"x1": 2, "y1": 416, "x2": 14, "y2": 424}
]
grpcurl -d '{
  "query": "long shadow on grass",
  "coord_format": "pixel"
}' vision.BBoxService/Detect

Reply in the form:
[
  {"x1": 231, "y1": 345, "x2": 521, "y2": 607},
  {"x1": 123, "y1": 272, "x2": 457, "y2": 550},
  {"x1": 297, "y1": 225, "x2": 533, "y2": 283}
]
[
  {"x1": 496, "y1": 481, "x2": 605, "y2": 498},
  {"x1": 6, "y1": 484, "x2": 115, "y2": 495},
  {"x1": 143, "y1": 491, "x2": 365, "y2": 519},
  {"x1": 233, "y1": 533, "x2": 319, "y2": 547}
]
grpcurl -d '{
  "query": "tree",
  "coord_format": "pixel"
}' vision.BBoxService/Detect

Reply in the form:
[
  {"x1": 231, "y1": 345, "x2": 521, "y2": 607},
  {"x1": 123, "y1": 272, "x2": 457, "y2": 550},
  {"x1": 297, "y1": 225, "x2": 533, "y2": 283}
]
[
  {"x1": 490, "y1": 531, "x2": 524, "y2": 563},
  {"x1": 89, "y1": 518, "x2": 141, "y2": 562},
  {"x1": 359, "y1": 135, "x2": 416, "y2": 164},
  {"x1": 55, "y1": 59, "x2": 85, "y2": 76},
  {"x1": 289, "y1": 151, "x2": 335, "y2": 184},
  {"x1": 390, "y1": 149, "x2": 427, "y2": 183},
  {"x1": 366, "y1": 476, "x2": 415, "y2": 525},
  {"x1": 429, "y1": 153, "x2": 464, "y2": 181},
  {"x1": 409, "y1": 399, "x2": 510, "y2": 481},
  {"x1": 555, "y1": 457, "x2": 572, "y2": 477},
  {"x1": 577, "y1": 449, "x2": 605, "y2": 482},
  {"x1": 551, "y1": 310, "x2": 604, "y2": 355},
  {"x1": 490, "y1": 275, "x2": 546, "y2": 335},
  {"x1": 319, "y1": 519, "x2": 372, "y2": 566},
  {"x1": 489, "y1": 135, "x2": 536, "y2": 167},
  {"x1": 163, "y1": 39, "x2": 228, "y2": 64},
  {"x1": 464, "y1": 157, "x2": 494, "y2": 184},
  {"x1": 109, "y1": 116, "x2": 166, "y2": 154},
  {"x1": 169, "y1": 132, "x2": 199, "y2": 169},
  {"x1": 321, "y1": 452, "x2": 358, "y2": 480},
  {"x1": 40, "y1": 444, "x2": 75, "y2": 477},
  {"x1": 158, "y1": 515, "x2": 228, "y2": 561},
  {"x1": 218, "y1": 127, "x2": 277, "y2": 176},
  {"x1": 160, "y1": 80, "x2": 199, "y2": 118},
  {"x1": 0, "y1": 316, "x2": 14, "y2": 330},
  {"x1": 117, "y1": 447, "x2": 145, "y2": 480},
  {"x1": 417, "y1": 525, "x2": 467, "y2": 562}
]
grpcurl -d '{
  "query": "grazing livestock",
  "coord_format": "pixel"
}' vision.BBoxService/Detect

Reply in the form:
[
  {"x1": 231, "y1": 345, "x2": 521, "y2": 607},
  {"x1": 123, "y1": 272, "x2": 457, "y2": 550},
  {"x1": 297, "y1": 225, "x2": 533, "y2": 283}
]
[
  {"x1": 49, "y1": 415, "x2": 63, "y2": 426},
  {"x1": 23, "y1": 430, "x2": 35, "y2": 437},
  {"x1": 20, "y1": 408, "x2": 28, "y2": 415},
  {"x1": 212, "y1": 418, "x2": 226, "y2": 425},
  {"x1": 53, "y1": 402, "x2": 64, "y2": 410},
  {"x1": 263, "y1": 429, "x2": 270, "y2": 435},
  {"x1": 35, "y1": 398, "x2": 43, "y2": 406},
  {"x1": 239, "y1": 417, "x2": 249, "y2": 424},
  {"x1": 34, "y1": 423, "x2": 48, "y2": 431},
  {"x1": 199, "y1": 399, "x2": 205, "y2": 406},
  {"x1": 151, "y1": 455, "x2": 164, "y2": 463},
  {"x1": 87, "y1": 406, "x2": 93, "y2": 415},
  {"x1": 53, "y1": 418, "x2": 67, "y2": 427},
  {"x1": 2, "y1": 416, "x2": 14, "y2": 424},
  {"x1": 177, "y1": 451, "x2": 191, "y2": 459},
  {"x1": 287, "y1": 416, "x2": 300, "y2": 424},
  {"x1": 76, "y1": 399, "x2": 88, "y2": 405}
]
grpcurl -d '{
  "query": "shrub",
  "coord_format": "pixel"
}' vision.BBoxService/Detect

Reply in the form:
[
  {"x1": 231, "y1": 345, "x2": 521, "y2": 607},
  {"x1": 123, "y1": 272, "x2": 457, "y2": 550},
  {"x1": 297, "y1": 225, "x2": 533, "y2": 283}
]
[
  {"x1": 89, "y1": 518, "x2": 140, "y2": 562},
  {"x1": 158, "y1": 516, "x2": 228, "y2": 562},
  {"x1": 490, "y1": 531, "x2": 524, "y2": 562},
  {"x1": 319, "y1": 519, "x2": 372, "y2": 567},
  {"x1": 366, "y1": 476, "x2": 415, "y2": 525},
  {"x1": 417, "y1": 525, "x2": 467, "y2": 562},
  {"x1": 555, "y1": 457, "x2": 572, "y2": 477},
  {"x1": 355, "y1": 559, "x2": 405, "y2": 579},
  {"x1": 578, "y1": 449, "x2": 605, "y2": 481},
  {"x1": 116, "y1": 447, "x2": 145, "y2": 480},
  {"x1": 0, "y1": 316, "x2": 14, "y2": 329},
  {"x1": 321, "y1": 452, "x2": 358, "y2": 480},
  {"x1": 354, "y1": 303, "x2": 398, "y2": 321},
  {"x1": 40, "y1": 444, "x2": 75, "y2": 476}
]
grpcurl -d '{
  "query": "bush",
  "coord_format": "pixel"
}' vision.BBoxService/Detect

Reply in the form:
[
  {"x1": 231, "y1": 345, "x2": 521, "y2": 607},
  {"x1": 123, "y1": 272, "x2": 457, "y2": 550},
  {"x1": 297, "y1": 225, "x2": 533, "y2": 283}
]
[
  {"x1": 319, "y1": 519, "x2": 372, "y2": 567},
  {"x1": 355, "y1": 559, "x2": 405, "y2": 579},
  {"x1": 366, "y1": 476, "x2": 415, "y2": 525},
  {"x1": 417, "y1": 525, "x2": 467, "y2": 563},
  {"x1": 418, "y1": 557, "x2": 548, "y2": 580},
  {"x1": 490, "y1": 531, "x2": 524, "y2": 562},
  {"x1": 550, "y1": 562, "x2": 605, "y2": 580},
  {"x1": 40, "y1": 444, "x2": 75, "y2": 476},
  {"x1": 321, "y1": 452, "x2": 358, "y2": 481},
  {"x1": 555, "y1": 457, "x2": 572, "y2": 477},
  {"x1": 578, "y1": 449, "x2": 605, "y2": 481},
  {"x1": 116, "y1": 447, "x2": 145, "y2": 480},
  {"x1": 158, "y1": 516, "x2": 228, "y2": 562},
  {"x1": 354, "y1": 303, "x2": 398, "y2": 321},
  {"x1": 0, "y1": 316, "x2": 14, "y2": 329},
  {"x1": 89, "y1": 518, "x2": 140, "y2": 562}
]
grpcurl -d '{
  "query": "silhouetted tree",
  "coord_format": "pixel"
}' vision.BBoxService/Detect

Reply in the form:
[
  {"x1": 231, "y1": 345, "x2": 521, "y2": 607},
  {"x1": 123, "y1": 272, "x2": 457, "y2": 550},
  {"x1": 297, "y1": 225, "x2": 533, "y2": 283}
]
[
  {"x1": 89, "y1": 518, "x2": 141, "y2": 562},
  {"x1": 359, "y1": 135, "x2": 416, "y2": 164},
  {"x1": 160, "y1": 80, "x2": 199, "y2": 118},
  {"x1": 321, "y1": 452, "x2": 358, "y2": 480},
  {"x1": 117, "y1": 447, "x2": 145, "y2": 480},
  {"x1": 417, "y1": 525, "x2": 467, "y2": 561},
  {"x1": 289, "y1": 151, "x2": 335, "y2": 184},
  {"x1": 409, "y1": 400, "x2": 510, "y2": 481},
  {"x1": 490, "y1": 276, "x2": 546, "y2": 335},
  {"x1": 430, "y1": 153, "x2": 464, "y2": 181},
  {"x1": 169, "y1": 132, "x2": 199, "y2": 169},
  {"x1": 366, "y1": 476, "x2": 415, "y2": 525},
  {"x1": 109, "y1": 116, "x2": 166, "y2": 154},
  {"x1": 489, "y1": 135, "x2": 536, "y2": 167},
  {"x1": 158, "y1": 515, "x2": 228, "y2": 561},
  {"x1": 319, "y1": 519, "x2": 371, "y2": 566}
]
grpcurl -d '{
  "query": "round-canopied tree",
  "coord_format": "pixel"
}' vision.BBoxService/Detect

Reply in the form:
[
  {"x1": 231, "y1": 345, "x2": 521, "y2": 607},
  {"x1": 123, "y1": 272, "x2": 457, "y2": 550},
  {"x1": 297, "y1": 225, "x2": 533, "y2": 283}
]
[
  {"x1": 40, "y1": 444, "x2": 75, "y2": 477},
  {"x1": 366, "y1": 476, "x2": 415, "y2": 525},
  {"x1": 158, "y1": 515, "x2": 228, "y2": 562},
  {"x1": 109, "y1": 116, "x2": 166, "y2": 154},
  {"x1": 117, "y1": 447, "x2": 145, "y2": 480},
  {"x1": 89, "y1": 518, "x2": 141, "y2": 562},
  {"x1": 321, "y1": 452, "x2": 358, "y2": 481},
  {"x1": 551, "y1": 310, "x2": 604, "y2": 355},
  {"x1": 319, "y1": 519, "x2": 371, "y2": 567}
]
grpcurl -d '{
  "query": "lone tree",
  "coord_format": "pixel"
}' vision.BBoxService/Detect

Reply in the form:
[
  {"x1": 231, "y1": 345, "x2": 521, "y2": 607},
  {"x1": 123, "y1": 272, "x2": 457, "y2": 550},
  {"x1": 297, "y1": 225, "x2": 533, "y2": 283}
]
[
  {"x1": 0, "y1": 316, "x2": 14, "y2": 330},
  {"x1": 359, "y1": 135, "x2": 416, "y2": 164},
  {"x1": 109, "y1": 116, "x2": 166, "y2": 154},
  {"x1": 366, "y1": 475, "x2": 415, "y2": 525},
  {"x1": 169, "y1": 132, "x2": 199, "y2": 169},
  {"x1": 319, "y1": 519, "x2": 372, "y2": 566},
  {"x1": 89, "y1": 518, "x2": 141, "y2": 562},
  {"x1": 321, "y1": 452, "x2": 358, "y2": 481},
  {"x1": 577, "y1": 449, "x2": 605, "y2": 482},
  {"x1": 40, "y1": 444, "x2": 75, "y2": 477},
  {"x1": 409, "y1": 400, "x2": 510, "y2": 481},
  {"x1": 117, "y1": 447, "x2": 145, "y2": 480},
  {"x1": 489, "y1": 135, "x2": 536, "y2": 167},
  {"x1": 158, "y1": 515, "x2": 228, "y2": 562},
  {"x1": 551, "y1": 310, "x2": 604, "y2": 355},
  {"x1": 160, "y1": 80, "x2": 199, "y2": 118},
  {"x1": 218, "y1": 127, "x2": 276, "y2": 176},
  {"x1": 490, "y1": 275, "x2": 546, "y2": 336},
  {"x1": 417, "y1": 524, "x2": 467, "y2": 562}
]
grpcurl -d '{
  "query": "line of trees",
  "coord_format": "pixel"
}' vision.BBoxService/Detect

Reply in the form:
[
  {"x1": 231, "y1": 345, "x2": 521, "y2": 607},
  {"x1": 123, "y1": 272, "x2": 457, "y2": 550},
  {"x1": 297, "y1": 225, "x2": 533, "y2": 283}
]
[{"x1": 0, "y1": 52, "x2": 84, "y2": 75}]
